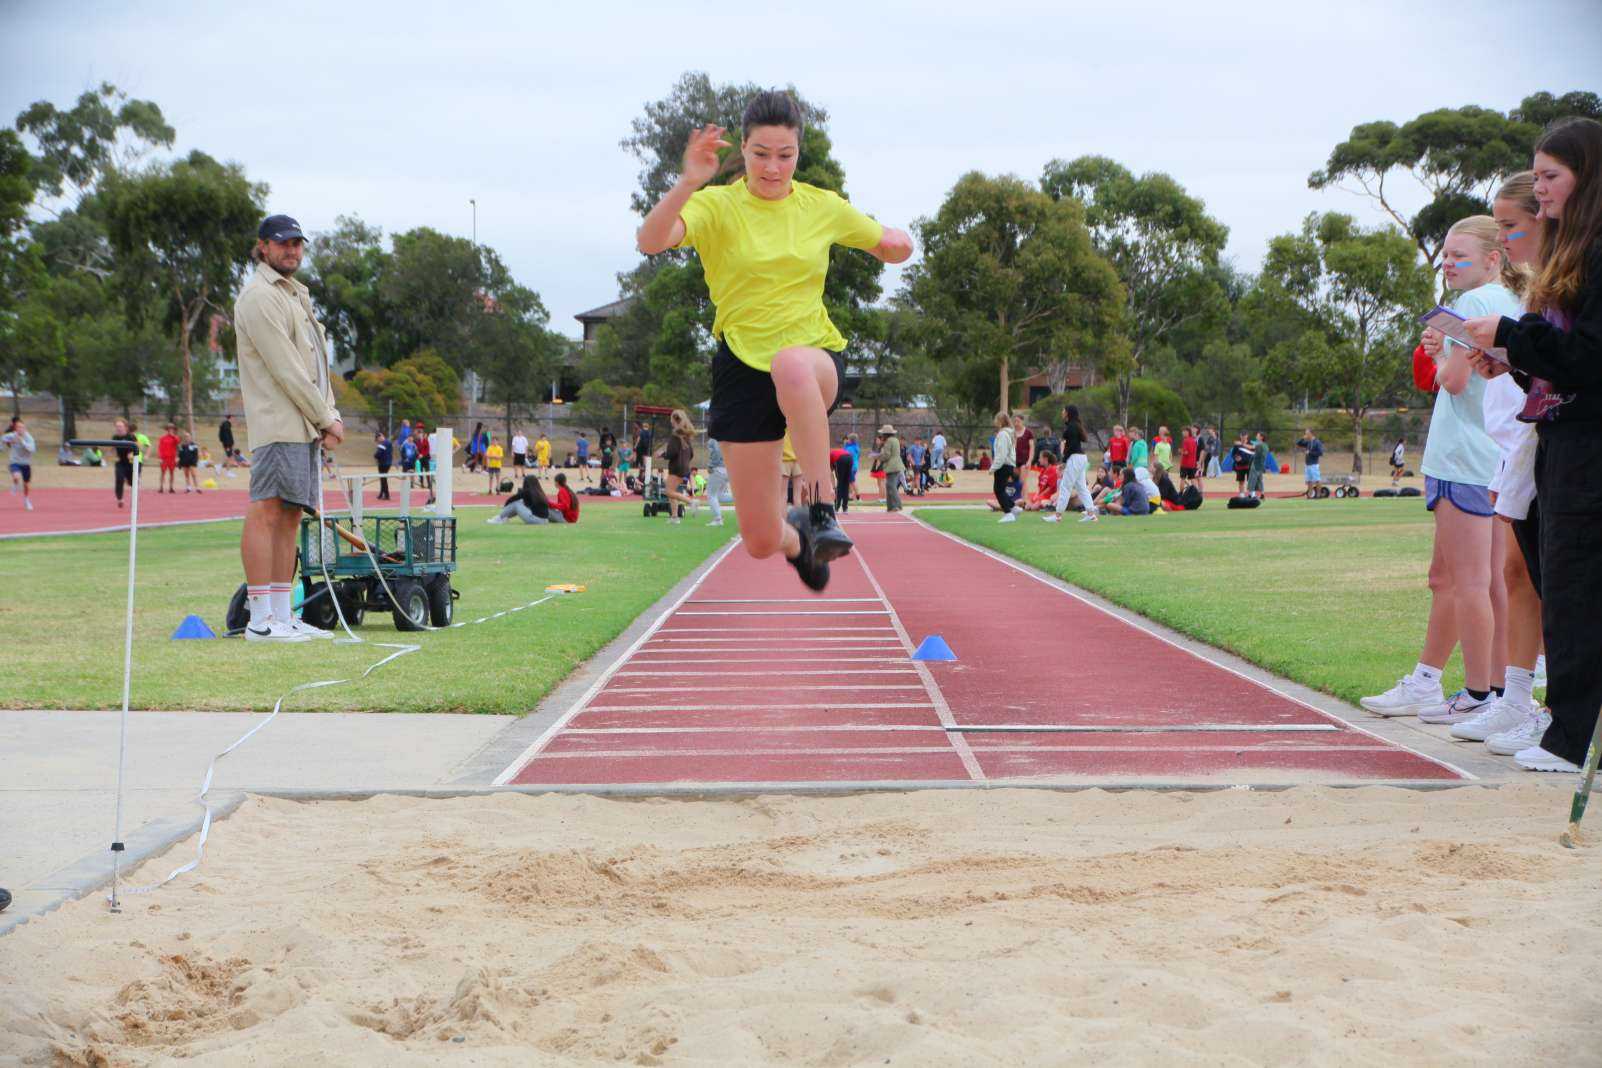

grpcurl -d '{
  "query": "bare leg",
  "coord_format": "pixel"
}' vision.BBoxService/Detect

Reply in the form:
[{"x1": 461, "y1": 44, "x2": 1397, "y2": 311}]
[
  {"x1": 770, "y1": 346, "x2": 838, "y2": 503},
  {"x1": 1419, "y1": 511, "x2": 1458, "y2": 671},
  {"x1": 242, "y1": 499, "x2": 300, "y2": 587},
  {"x1": 1503, "y1": 522, "x2": 1543, "y2": 671},
  {"x1": 1436, "y1": 499, "x2": 1494, "y2": 691},
  {"x1": 1489, "y1": 520, "x2": 1509, "y2": 688},
  {"x1": 722, "y1": 440, "x2": 798, "y2": 561}
]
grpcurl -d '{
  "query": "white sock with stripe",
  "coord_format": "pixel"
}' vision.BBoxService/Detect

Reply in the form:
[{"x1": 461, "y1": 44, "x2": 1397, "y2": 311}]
[
  {"x1": 247, "y1": 586, "x2": 270, "y2": 627},
  {"x1": 269, "y1": 584, "x2": 293, "y2": 623}
]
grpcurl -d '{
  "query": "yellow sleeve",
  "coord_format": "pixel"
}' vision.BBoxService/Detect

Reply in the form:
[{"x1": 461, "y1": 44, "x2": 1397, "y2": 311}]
[
  {"x1": 828, "y1": 191, "x2": 884, "y2": 251},
  {"x1": 676, "y1": 187, "x2": 720, "y2": 250}
]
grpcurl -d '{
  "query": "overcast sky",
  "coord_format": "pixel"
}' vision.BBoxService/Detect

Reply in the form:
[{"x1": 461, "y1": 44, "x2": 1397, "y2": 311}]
[{"x1": 4, "y1": 0, "x2": 1599, "y2": 340}]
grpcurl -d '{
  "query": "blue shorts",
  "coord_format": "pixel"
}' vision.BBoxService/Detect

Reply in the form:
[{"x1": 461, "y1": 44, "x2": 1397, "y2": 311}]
[
  {"x1": 1304, "y1": 463, "x2": 1321, "y2": 483},
  {"x1": 9, "y1": 462, "x2": 30, "y2": 483},
  {"x1": 1425, "y1": 475, "x2": 1493, "y2": 517}
]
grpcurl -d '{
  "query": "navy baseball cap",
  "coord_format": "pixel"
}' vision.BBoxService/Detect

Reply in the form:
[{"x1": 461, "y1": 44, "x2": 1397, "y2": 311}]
[{"x1": 257, "y1": 214, "x2": 305, "y2": 241}]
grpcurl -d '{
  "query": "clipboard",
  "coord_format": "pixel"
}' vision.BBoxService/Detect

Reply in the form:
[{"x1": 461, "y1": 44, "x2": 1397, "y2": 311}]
[{"x1": 1419, "y1": 306, "x2": 1509, "y2": 364}]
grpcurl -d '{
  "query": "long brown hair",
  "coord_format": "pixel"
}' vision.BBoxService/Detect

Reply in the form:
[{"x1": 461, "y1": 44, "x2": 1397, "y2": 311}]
[
  {"x1": 1526, "y1": 118, "x2": 1602, "y2": 315},
  {"x1": 669, "y1": 408, "x2": 695, "y2": 440}
]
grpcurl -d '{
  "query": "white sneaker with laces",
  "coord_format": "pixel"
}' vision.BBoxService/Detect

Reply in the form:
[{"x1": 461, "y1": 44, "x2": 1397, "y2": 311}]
[
  {"x1": 485, "y1": 515, "x2": 506, "y2": 524},
  {"x1": 23, "y1": 498, "x2": 32, "y2": 511},
  {"x1": 1450, "y1": 695, "x2": 1534, "y2": 741},
  {"x1": 998, "y1": 512, "x2": 1017, "y2": 523},
  {"x1": 1360, "y1": 676, "x2": 1444, "y2": 717},
  {"x1": 285, "y1": 617, "x2": 335, "y2": 640},
  {"x1": 1486, "y1": 707, "x2": 1552, "y2": 755},
  {"x1": 1534, "y1": 655, "x2": 1548, "y2": 688},
  {"x1": 244, "y1": 618, "x2": 311, "y2": 643},
  {"x1": 706, "y1": 518, "x2": 724, "y2": 526},
  {"x1": 1042, "y1": 513, "x2": 1060, "y2": 523},
  {"x1": 1419, "y1": 689, "x2": 1493, "y2": 725},
  {"x1": 1079, "y1": 511, "x2": 1098, "y2": 523},
  {"x1": 1515, "y1": 746, "x2": 1580, "y2": 773}
]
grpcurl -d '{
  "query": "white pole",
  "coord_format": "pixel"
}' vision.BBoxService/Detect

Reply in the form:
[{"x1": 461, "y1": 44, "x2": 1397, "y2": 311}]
[
  {"x1": 432, "y1": 427, "x2": 453, "y2": 518},
  {"x1": 109, "y1": 453, "x2": 141, "y2": 911}
]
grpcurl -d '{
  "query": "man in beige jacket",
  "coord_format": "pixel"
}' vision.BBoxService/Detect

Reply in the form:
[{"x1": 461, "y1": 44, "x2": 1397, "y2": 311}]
[{"x1": 235, "y1": 214, "x2": 344, "y2": 642}]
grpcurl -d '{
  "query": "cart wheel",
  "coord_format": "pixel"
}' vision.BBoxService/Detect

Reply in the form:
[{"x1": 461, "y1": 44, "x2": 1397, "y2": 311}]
[
  {"x1": 300, "y1": 582, "x2": 341, "y2": 630},
  {"x1": 337, "y1": 580, "x2": 366, "y2": 627},
  {"x1": 427, "y1": 575, "x2": 453, "y2": 627},
  {"x1": 1332, "y1": 486, "x2": 1345, "y2": 499},
  {"x1": 1318, "y1": 486, "x2": 1332, "y2": 499},
  {"x1": 225, "y1": 584, "x2": 249, "y2": 634},
  {"x1": 1346, "y1": 488, "x2": 1360, "y2": 500},
  {"x1": 644, "y1": 503, "x2": 652, "y2": 517},
  {"x1": 1305, "y1": 487, "x2": 1317, "y2": 500},
  {"x1": 391, "y1": 579, "x2": 429, "y2": 632}
]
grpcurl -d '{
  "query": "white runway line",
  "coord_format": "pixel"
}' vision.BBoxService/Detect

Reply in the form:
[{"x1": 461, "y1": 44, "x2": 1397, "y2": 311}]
[
  {"x1": 615, "y1": 669, "x2": 920, "y2": 677},
  {"x1": 686, "y1": 598, "x2": 883, "y2": 604},
  {"x1": 656, "y1": 626, "x2": 897, "y2": 633},
  {"x1": 949, "y1": 723, "x2": 1341, "y2": 734},
  {"x1": 602, "y1": 684, "x2": 929, "y2": 694},
  {"x1": 675, "y1": 609, "x2": 893, "y2": 616},
  {"x1": 564, "y1": 724, "x2": 947, "y2": 734},
  {"x1": 644, "y1": 636, "x2": 904, "y2": 643},
  {"x1": 583, "y1": 702, "x2": 938, "y2": 712},
  {"x1": 538, "y1": 746, "x2": 964, "y2": 760},
  {"x1": 627, "y1": 656, "x2": 912, "y2": 665},
  {"x1": 849, "y1": 546, "x2": 986, "y2": 782}
]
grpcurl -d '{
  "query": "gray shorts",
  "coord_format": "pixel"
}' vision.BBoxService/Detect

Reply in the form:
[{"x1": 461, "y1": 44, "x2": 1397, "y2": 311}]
[{"x1": 250, "y1": 441, "x2": 319, "y2": 509}]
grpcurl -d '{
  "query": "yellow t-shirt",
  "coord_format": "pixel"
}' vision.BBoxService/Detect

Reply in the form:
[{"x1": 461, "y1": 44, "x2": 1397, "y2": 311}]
[
  {"x1": 486, "y1": 443, "x2": 503, "y2": 469},
  {"x1": 677, "y1": 178, "x2": 884, "y2": 372},
  {"x1": 535, "y1": 438, "x2": 551, "y2": 464}
]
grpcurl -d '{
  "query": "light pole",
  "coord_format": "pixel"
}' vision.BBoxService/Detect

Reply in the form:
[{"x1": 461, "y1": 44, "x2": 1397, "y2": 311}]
[{"x1": 469, "y1": 198, "x2": 477, "y2": 246}]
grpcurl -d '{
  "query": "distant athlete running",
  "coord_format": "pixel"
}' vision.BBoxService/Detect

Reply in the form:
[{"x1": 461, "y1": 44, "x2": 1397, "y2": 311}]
[{"x1": 635, "y1": 91, "x2": 913, "y2": 589}]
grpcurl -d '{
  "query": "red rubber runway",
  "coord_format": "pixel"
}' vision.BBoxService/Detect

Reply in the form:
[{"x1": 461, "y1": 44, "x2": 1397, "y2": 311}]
[{"x1": 499, "y1": 513, "x2": 1466, "y2": 787}]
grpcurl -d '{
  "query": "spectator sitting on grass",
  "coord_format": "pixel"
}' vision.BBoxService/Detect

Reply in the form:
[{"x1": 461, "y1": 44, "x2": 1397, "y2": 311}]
[
  {"x1": 1102, "y1": 467, "x2": 1152, "y2": 516},
  {"x1": 1153, "y1": 462, "x2": 1183, "y2": 510},
  {"x1": 552, "y1": 472, "x2": 579, "y2": 524},
  {"x1": 1022, "y1": 451, "x2": 1059, "y2": 510},
  {"x1": 487, "y1": 474, "x2": 563, "y2": 524}
]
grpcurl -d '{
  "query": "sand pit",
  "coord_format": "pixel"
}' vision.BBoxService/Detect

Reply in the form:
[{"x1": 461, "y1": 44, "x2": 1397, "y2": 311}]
[{"x1": 3, "y1": 784, "x2": 1600, "y2": 1066}]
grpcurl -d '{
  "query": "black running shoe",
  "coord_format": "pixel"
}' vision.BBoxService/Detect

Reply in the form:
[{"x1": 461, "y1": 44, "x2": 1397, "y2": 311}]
[
  {"x1": 785, "y1": 506, "x2": 831, "y2": 591},
  {"x1": 808, "y1": 501, "x2": 853, "y2": 563}
]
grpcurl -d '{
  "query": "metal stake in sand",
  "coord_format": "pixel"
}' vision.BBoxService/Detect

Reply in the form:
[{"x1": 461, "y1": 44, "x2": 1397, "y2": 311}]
[
  {"x1": 1559, "y1": 704, "x2": 1602, "y2": 849},
  {"x1": 70, "y1": 439, "x2": 142, "y2": 912}
]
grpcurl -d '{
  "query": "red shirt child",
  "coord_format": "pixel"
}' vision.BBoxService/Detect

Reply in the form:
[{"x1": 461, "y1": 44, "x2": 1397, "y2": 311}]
[
  {"x1": 554, "y1": 483, "x2": 579, "y2": 524},
  {"x1": 157, "y1": 431, "x2": 180, "y2": 469},
  {"x1": 1180, "y1": 432, "x2": 1199, "y2": 470},
  {"x1": 1030, "y1": 463, "x2": 1060, "y2": 507},
  {"x1": 1109, "y1": 433, "x2": 1130, "y2": 465}
]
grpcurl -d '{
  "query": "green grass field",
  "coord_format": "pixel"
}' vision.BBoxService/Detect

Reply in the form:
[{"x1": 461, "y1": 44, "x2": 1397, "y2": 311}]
[
  {"x1": 0, "y1": 505, "x2": 733, "y2": 713},
  {"x1": 920, "y1": 498, "x2": 1473, "y2": 709}
]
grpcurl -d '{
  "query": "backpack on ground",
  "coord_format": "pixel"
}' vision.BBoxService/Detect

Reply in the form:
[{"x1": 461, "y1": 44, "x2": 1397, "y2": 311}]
[
  {"x1": 1226, "y1": 495, "x2": 1261, "y2": 509},
  {"x1": 1180, "y1": 484, "x2": 1204, "y2": 511}
]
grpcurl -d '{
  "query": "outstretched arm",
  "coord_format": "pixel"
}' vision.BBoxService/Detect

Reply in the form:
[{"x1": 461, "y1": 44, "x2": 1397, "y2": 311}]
[{"x1": 637, "y1": 124, "x2": 729, "y2": 255}]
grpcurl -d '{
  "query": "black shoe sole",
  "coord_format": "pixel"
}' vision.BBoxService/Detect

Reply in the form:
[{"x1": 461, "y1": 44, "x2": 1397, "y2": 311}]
[{"x1": 812, "y1": 527, "x2": 854, "y2": 563}]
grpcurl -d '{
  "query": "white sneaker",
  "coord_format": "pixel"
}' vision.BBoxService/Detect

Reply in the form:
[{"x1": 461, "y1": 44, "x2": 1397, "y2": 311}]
[
  {"x1": 1515, "y1": 746, "x2": 1581, "y2": 773},
  {"x1": 1079, "y1": 511, "x2": 1098, "y2": 523},
  {"x1": 998, "y1": 512, "x2": 1017, "y2": 523},
  {"x1": 244, "y1": 618, "x2": 311, "y2": 643},
  {"x1": 485, "y1": 515, "x2": 506, "y2": 524},
  {"x1": 1419, "y1": 689, "x2": 1494, "y2": 725},
  {"x1": 1535, "y1": 655, "x2": 1548, "y2": 688},
  {"x1": 23, "y1": 498, "x2": 32, "y2": 511},
  {"x1": 1360, "y1": 676, "x2": 1444, "y2": 718},
  {"x1": 1450, "y1": 695, "x2": 1535, "y2": 741},
  {"x1": 1486, "y1": 707, "x2": 1552, "y2": 755},
  {"x1": 285, "y1": 617, "x2": 335, "y2": 640},
  {"x1": 706, "y1": 518, "x2": 724, "y2": 526},
  {"x1": 669, "y1": 516, "x2": 681, "y2": 525},
  {"x1": 1042, "y1": 513, "x2": 1060, "y2": 523}
]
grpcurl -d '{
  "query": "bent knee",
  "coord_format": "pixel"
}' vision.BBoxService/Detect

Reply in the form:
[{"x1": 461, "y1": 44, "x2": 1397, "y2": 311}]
[{"x1": 742, "y1": 531, "x2": 785, "y2": 560}]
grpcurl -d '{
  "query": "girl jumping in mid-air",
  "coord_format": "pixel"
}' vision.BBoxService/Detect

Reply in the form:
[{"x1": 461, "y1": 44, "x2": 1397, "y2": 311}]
[{"x1": 635, "y1": 91, "x2": 913, "y2": 589}]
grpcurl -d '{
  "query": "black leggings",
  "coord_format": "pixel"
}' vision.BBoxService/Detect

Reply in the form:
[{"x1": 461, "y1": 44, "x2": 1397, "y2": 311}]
[
  {"x1": 993, "y1": 465, "x2": 1016, "y2": 512},
  {"x1": 834, "y1": 455, "x2": 854, "y2": 511},
  {"x1": 377, "y1": 463, "x2": 391, "y2": 499},
  {"x1": 114, "y1": 461, "x2": 134, "y2": 501},
  {"x1": 1533, "y1": 424, "x2": 1602, "y2": 765}
]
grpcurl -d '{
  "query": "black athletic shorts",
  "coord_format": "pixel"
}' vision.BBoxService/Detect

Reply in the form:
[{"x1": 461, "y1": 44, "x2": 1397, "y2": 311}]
[{"x1": 706, "y1": 338, "x2": 846, "y2": 444}]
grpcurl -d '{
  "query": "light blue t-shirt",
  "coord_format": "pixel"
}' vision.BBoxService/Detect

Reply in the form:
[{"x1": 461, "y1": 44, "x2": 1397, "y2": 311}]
[{"x1": 1420, "y1": 281, "x2": 1520, "y2": 487}]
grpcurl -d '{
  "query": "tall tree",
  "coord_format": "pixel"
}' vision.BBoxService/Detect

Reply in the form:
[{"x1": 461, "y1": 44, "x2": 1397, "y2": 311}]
[
  {"x1": 1308, "y1": 91, "x2": 1602, "y2": 272},
  {"x1": 99, "y1": 150, "x2": 266, "y2": 436},
  {"x1": 1250, "y1": 212, "x2": 1434, "y2": 473},
  {"x1": 1040, "y1": 156, "x2": 1229, "y2": 421},
  {"x1": 303, "y1": 214, "x2": 389, "y2": 370},
  {"x1": 902, "y1": 171, "x2": 1125, "y2": 415}
]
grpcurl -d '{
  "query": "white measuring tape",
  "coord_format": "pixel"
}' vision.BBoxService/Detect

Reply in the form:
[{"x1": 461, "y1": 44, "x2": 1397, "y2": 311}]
[{"x1": 113, "y1": 456, "x2": 571, "y2": 899}]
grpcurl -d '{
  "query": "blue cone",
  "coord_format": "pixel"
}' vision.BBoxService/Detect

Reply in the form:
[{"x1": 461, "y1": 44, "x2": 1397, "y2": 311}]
[
  {"x1": 171, "y1": 614, "x2": 217, "y2": 640},
  {"x1": 912, "y1": 635, "x2": 956, "y2": 661}
]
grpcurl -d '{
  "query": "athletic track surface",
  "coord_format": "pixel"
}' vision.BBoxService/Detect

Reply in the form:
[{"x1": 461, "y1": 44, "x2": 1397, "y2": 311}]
[{"x1": 496, "y1": 512, "x2": 1465, "y2": 788}]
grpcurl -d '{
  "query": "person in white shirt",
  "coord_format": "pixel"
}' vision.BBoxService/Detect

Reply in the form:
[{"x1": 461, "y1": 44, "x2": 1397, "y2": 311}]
[{"x1": 511, "y1": 430, "x2": 529, "y2": 480}]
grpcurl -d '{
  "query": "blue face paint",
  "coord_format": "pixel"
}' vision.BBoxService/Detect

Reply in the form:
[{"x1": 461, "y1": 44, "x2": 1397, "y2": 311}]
[
  {"x1": 1450, "y1": 259, "x2": 1474, "y2": 269},
  {"x1": 1506, "y1": 231, "x2": 1528, "y2": 241}
]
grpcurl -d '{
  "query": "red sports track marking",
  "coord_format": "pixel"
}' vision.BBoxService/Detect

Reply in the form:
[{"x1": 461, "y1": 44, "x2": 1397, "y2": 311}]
[{"x1": 500, "y1": 513, "x2": 1466, "y2": 787}]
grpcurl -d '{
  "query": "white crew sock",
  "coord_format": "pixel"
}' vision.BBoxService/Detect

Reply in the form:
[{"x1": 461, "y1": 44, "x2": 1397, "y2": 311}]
[
  {"x1": 269, "y1": 584, "x2": 293, "y2": 622},
  {"x1": 247, "y1": 586, "x2": 270, "y2": 627},
  {"x1": 1412, "y1": 663, "x2": 1443, "y2": 687},
  {"x1": 1503, "y1": 666, "x2": 1536, "y2": 707}
]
